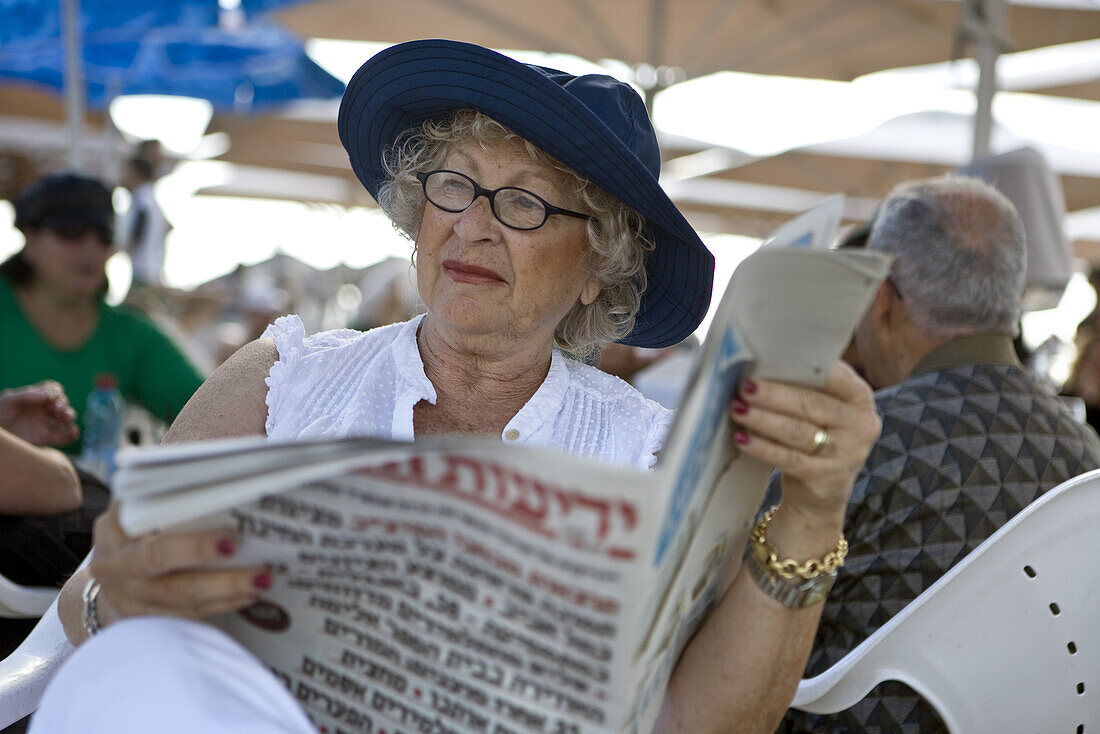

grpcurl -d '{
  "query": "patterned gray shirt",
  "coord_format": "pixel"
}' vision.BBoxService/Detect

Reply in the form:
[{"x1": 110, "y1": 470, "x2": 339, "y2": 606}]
[{"x1": 781, "y1": 336, "x2": 1100, "y2": 733}]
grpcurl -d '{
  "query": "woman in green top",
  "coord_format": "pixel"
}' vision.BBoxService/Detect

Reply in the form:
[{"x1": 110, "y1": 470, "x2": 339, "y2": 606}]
[{"x1": 0, "y1": 173, "x2": 205, "y2": 456}]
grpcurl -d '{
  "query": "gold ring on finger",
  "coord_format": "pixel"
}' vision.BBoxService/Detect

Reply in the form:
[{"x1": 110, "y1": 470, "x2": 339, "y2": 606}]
[{"x1": 808, "y1": 427, "x2": 830, "y2": 456}]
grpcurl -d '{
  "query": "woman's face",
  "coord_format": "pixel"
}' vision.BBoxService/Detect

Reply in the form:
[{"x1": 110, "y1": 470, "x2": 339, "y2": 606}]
[
  {"x1": 21, "y1": 223, "x2": 112, "y2": 299},
  {"x1": 414, "y1": 139, "x2": 601, "y2": 349}
]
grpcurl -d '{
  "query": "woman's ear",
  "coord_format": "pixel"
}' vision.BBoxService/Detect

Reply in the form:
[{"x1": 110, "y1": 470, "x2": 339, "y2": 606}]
[{"x1": 580, "y1": 278, "x2": 602, "y2": 306}]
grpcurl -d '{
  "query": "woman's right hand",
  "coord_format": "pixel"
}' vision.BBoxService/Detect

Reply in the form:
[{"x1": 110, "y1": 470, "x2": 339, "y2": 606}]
[
  {"x1": 0, "y1": 380, "x2": 79, "y2": 447},
  {"x1": 87, "y1": 503, "x2": 271, "y2": 627}
]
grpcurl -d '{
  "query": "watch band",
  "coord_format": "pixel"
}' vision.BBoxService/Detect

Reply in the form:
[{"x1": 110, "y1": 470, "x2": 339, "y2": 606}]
[
  {"x1": 744, "y1": 538, "x2": 838, "y2": 609},
  {"x1": 81, "y1": 576, "x2": 103, "y2": 638}
]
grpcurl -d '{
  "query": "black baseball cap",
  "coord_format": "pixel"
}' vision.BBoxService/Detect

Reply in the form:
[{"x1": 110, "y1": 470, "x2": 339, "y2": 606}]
[{"x1": 14, "y1": 173, "x2": 114, "y2": 240}]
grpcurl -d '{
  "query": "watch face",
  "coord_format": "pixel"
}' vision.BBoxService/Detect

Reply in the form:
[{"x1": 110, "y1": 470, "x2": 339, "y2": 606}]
[{"x1": 799, "y1": 579, "x2": 833, "y2": 607}]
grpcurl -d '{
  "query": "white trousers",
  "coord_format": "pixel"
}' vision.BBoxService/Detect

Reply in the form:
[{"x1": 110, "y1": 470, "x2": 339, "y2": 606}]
[{"x1": 30, "y1": 617, "x2": 316, "y2": 733}]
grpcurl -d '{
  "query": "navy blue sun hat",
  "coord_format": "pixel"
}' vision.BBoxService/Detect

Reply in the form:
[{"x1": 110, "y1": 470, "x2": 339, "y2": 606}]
[{"x1": 338, "y1": 39, "x2": 714, "y2": 349}]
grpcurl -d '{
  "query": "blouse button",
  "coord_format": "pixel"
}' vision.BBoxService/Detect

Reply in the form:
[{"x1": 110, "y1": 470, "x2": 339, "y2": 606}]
[{"x1": 504, "y1": 429, "x2": 520, "y2": 441}]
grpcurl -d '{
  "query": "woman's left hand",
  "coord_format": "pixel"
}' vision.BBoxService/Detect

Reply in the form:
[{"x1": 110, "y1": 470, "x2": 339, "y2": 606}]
[{"x1": 729, "y1": 360, "x2": 880, "y2": 521}]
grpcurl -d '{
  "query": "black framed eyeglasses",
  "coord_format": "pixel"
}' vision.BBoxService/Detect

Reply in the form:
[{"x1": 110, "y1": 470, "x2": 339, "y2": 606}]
[{"x1": 416, "y1": 170, "x2": 591, "y2": 231}]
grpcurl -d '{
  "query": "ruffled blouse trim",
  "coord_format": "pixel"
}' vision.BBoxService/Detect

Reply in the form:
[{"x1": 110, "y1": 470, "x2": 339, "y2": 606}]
[
  {"x1": 644, "y1": 410, "x2": 675, "y2": 469},
  {"x1": 262, "y1": 315, "x2": 307, "y2": 436}
]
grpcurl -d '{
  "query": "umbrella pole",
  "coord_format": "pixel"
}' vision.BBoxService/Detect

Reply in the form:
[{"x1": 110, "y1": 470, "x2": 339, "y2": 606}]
[
  {"x1": 62, "y1": 0, "x2": 85, "y2": 170},
  {"x1": 964, "y1": 0, "x2": 1007, "y2": 159}
]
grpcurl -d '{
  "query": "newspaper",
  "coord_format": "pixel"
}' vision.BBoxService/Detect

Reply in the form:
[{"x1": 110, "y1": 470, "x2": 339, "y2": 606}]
[{"x1": 113, "y1": 197, "x2": 890, "y2": 734}]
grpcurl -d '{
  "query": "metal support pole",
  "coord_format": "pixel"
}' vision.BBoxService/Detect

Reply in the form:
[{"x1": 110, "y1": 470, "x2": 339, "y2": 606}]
[
  {"x1": 62, "y1": 0, "x2": 86, "y2": 170},
  {"x1": 642, "y1": 0, "x2": 666, "y2": 114},
  {"x1": 964, "y1": 0, "x2": 1007, "y2": 159}
]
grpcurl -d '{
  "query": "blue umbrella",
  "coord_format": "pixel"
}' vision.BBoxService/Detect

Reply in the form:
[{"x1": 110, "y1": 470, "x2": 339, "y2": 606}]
[
  {"x1": 0, "y1": 0, "x2": 343, "y2": 112},
  {"x1": 0, "y1": 0, "x2": 310, "y2": 45}
]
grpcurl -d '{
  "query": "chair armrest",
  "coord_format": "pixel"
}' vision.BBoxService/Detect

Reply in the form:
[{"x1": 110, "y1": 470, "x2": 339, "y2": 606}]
[
  {"x1": 0, "y1": 600, "x2": 74, "y2": 729},
  {"x1": 0, "y1": 574, "x2": 59, "y2": 619}
]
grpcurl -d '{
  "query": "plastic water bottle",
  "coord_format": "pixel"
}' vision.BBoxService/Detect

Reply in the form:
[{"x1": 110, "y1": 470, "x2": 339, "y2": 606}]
[{"x1": 80, "y1": 374, "x2": 125, "y2": 482}]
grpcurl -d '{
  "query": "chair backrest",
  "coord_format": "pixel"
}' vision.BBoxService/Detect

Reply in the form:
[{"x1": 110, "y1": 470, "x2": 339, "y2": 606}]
[
  {"x1": 791, "y1": 468, "x2": 1100, "y2": 734},
  {"x1": 0, "y1": 598, "x2": 73, "y2": 730},
  {"x1": 0, "y1": 574, "x2": 57, "y2": 619},
  {"x1": 121, "y1": 403, "x2": 167, "y2": 448}
]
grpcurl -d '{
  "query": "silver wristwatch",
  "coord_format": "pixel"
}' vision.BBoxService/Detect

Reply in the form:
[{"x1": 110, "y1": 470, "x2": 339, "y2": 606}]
[
  {"x1": 744, "y1": 545, "x2": 837, "y2": 609},
  {"x1": 81, "y1": 577, "x2": 103, "y2": 637}
]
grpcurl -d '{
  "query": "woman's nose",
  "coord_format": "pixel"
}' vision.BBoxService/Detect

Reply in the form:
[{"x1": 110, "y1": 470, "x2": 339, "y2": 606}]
[{"x1": 453, "y1": 195, "x2": 499, "y2": 240}]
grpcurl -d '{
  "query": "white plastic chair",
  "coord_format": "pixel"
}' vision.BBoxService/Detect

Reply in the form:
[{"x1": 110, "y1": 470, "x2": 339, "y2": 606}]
[
  {"x1": 0, "y1": 575, "x2": 57, "y2": 620},
  {"x1": 0, "y1": 599, "x2": 72, "y2": 729},
  {"x1": 120, "y1": 404, "x2": 167, "y2": 448},
  {"x1": 791, "y1": 468, "x2": 1100, "y2": 733}
]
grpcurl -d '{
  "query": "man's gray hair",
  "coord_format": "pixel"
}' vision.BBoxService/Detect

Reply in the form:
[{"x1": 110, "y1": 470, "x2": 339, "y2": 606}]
[{"x1": 868, "y1": 175, "x2": 1027, "y2": 338}]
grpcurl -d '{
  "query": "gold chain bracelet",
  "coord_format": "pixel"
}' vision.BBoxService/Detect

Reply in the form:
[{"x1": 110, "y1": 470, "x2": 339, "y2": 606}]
[{"x1": 751, "y1": 505, "x2": 848, "y2": 580}]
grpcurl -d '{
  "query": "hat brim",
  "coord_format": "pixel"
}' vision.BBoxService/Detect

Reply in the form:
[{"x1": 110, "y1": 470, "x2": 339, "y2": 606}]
[{"x1": 338, "y1": 39, "x2": 713, "y2": 348}]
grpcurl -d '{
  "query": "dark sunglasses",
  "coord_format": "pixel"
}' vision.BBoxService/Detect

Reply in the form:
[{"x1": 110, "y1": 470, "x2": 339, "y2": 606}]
[{"x1": 42, "y1": 221, "x2": 112, "y2": 245}]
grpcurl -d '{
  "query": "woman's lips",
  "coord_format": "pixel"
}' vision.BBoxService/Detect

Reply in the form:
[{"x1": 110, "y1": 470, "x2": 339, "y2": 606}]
[{"x1": 443, "y1": 259, "x2": 505, "y2": 284}]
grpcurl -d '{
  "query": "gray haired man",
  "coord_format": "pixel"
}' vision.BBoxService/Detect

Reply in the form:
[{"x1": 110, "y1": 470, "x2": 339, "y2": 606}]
[{"x1": 782, "y1": 176, "x2": 1100, "y2": 733}]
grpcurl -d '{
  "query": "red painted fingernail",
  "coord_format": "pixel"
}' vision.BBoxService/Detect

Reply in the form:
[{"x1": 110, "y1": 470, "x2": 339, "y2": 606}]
[
  {"x1": 742, "y1": 379, "x2": 758, "y2": 395},
  {"x1": 252, "y1": 572, "x2": 273, "y2": 590},
  {"x1": 216, "y1": 538, "x2": 237, "y2": 557},
  {"x1": 735, "y1": 431, "x2": 751, "y2": 445},
  {"x1": 732, "y1": 399, "x2": 749, "y2": 415}
]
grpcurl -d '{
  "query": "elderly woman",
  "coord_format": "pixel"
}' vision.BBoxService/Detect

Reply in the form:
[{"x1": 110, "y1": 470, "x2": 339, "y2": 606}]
[{"x1": 39, "y1": 40, "x2": 879, "y2": 734}]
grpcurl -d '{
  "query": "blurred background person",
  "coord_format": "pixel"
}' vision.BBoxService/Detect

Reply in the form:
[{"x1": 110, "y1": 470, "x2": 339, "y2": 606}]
[
  {"x1": 350, "y1": 256, "x2": 421, "y2": 331},
  {"x1": 0, "y1": 172, "x2": 205, "y2": 462},
  {"x1": 0, "y1": 380, "x2": 80, "y2": 514},
  {"x1": 0, "y1": 381, "x2": 107, "y2": 658},
  {"x1": 117, "y1": 140, "x2": 171, "y2": 299},
  {"x1": 1063, "y1": 335, "x2": 1100, "y2": 432},
  {"x1": 1073, "y1": 267, "x2": 1100, "y2": 349},
  {"x1": 237, "y1": 275, "x2": 289, "y2": 347},
  {"x1": 0, "y1": 379, "x2": 79, "y2": 449},
  {"x1": 595, "y1": 339, "x2": 699, "y2": 409}
]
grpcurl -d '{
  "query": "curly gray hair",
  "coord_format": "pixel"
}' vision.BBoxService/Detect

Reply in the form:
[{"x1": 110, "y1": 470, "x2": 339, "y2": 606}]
[{"x1": 375, "y1": 110, "x2": 653, "y2": 358}]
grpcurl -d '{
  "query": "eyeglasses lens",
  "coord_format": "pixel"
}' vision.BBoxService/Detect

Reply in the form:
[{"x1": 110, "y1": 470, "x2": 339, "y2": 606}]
[
  {"x1": 494, "y1": 189, "x2": 545, "y2": 229},
  {"x1": 425, "y1": 171, "x2": 475, "y2": 210}
]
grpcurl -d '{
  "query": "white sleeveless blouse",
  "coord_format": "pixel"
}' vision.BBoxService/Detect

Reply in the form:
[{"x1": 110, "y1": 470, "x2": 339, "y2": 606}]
[{"x1": 262, "y1": 315, "x2": 672, "y2": 471}]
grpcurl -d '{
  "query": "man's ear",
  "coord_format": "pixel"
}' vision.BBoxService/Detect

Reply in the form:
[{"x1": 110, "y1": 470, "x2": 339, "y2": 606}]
[{"x1": 871, "y1": 280, "x2": 901, "y2": 330}]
